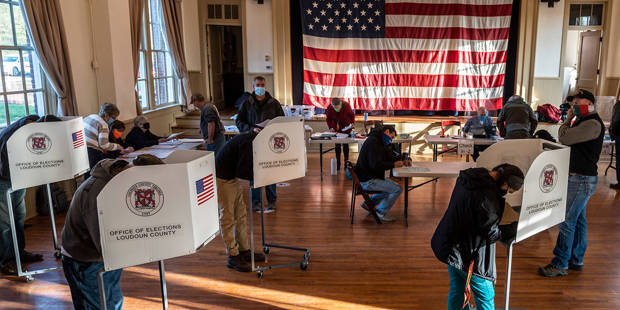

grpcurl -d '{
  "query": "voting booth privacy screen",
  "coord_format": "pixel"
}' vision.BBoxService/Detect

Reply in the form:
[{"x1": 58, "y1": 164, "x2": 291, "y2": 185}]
[
  {"x1": 7, "y1": 117, "x2": 89, "y2": 190},
  {"x1": 253, "y1": 117, "x2": 306, "y2": 188},
  {"x1": 477, "y1": 139, "x2": 570, "y2": 243},
  {"x1": 97, "y1": 150, "x2": 219, "y2": 271}
]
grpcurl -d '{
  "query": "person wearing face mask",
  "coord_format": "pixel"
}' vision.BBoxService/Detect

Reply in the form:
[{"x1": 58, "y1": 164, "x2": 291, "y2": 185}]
[
  {"x1": 353, "y1": 125, "x2": 411, "y2": 222},
  {"x1": 431, "y1": 163, "x2": 524, "y2": 310},
  {"x1": 125, "y1": 116, "x2": 170, "y2": 151},
  {"x1": 236, "y1": 76, "x2": 284, "y2": 213},
  {"x1": 326, "y1": 98, "x2": 355, "y2": 170},
  {"x1": 103, "y1": 120, "x2": 127, "y2": 159},
  {"x1": 83, "y1": 103, "x2": 134, "y2": 178},
  {"x1": 462, "y1": 106, "x2": 498, "y2": 161},
  {"x1": 538, "y1": 89, "x2": 604, "y2": 277}
]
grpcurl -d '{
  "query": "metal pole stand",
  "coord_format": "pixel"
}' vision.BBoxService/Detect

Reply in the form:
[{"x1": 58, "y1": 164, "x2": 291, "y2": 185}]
[
  {"x1": 504, "y1": 240, "x2": 516, "y2": 310},
  {"x1": 98, "y1": 260, "x2": 169, "y2": 310},
  {"x1": 6, "y1": 184, "x2": 62, "y2": 282},
  {"x1": 249, "y1": 188, "x2": 310, "y2": 278}
]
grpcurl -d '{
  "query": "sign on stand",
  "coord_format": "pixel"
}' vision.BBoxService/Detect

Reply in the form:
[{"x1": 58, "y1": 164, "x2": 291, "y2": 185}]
[
  {"x1": 457, "y1": 139, "x2": 474, "y2": 156},
  {"x1": 7, "y1": 116, "x2": 89, "y2": 189},
  {"x1": 97, "y1": 150, "x2": 219, "y2": 271}
]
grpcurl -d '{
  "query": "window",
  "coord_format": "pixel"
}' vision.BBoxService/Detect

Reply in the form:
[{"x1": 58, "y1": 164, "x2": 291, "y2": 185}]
[
  {"x1": 137, "y1": 0, "x2": 179, "y2": 111},
  {"x1": 568, "y1": 3, "x2": 604, "y2": 27},
  {"x1": 0, "y1": 0, "x2": 46, "y2": 127},
  {"x1": 207, "y1": 4, "x2": 240, "y2": 21}
]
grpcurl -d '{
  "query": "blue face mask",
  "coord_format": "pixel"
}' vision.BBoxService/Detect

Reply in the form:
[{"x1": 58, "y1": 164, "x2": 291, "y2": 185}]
[
  {"x1": 254, "y1": 87, "x2": 266, "y2": 96},
  {"x1": 382, "y1": 133, "x2": 392, "y2": 146},
  {"x1": 106, "y1": 118, "x2": 116, "y2": 125},
  {"x1": 480, "y1": 115, "x2": 488, "y2": 122}
]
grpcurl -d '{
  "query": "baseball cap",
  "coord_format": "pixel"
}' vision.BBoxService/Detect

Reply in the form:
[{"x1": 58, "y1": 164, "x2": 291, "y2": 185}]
[{"x1": 573, "y1": 89, "x2": 596, "y2": 104}]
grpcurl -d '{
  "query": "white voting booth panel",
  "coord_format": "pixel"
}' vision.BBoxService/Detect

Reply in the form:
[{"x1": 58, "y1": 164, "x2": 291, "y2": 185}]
[
  {"x1": 97, "y1": 150, "x2": 219, "y2": 271},
  {"x1": 253, "y1": 117, "x2": 306, "y2": 188},
  {"x1": 7, "y1": 117, "x2": 89, "y2": 189},
  {"x1": 477, "y1": 139, "x2": 570, "y2": 242}
]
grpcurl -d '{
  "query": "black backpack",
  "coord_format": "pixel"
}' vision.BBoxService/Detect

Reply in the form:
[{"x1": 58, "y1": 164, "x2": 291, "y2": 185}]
[{"x1": 36, "y1": 183, "x2": 68, "y2": 216}]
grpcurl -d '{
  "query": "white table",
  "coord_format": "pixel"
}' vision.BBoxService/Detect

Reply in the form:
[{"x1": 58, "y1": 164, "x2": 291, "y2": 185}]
[
  {"x1": 425, "y1": 134, "x2": 502, "y2": 162},
  {"x1": 392, "y1": 161, "x2": 476, "y2": 227},
  {"x1": 309, "y1": 136, "x2": 414, "y2": 180},
  {"x1": 121, "y1": 141, "x2": 203, "y2": 160}
]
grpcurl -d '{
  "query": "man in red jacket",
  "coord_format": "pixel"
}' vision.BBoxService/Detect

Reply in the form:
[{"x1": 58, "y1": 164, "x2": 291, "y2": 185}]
[{"x1": 326, "y1": 98, "x2": 355, "y2": 170}]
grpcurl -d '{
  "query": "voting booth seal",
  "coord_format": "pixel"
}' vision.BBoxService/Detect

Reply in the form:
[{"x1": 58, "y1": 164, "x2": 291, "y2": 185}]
[
  {"x1": 26, "y1": 132, "x2": 52, "y2": 154},
  {"x1": 539, "y1": 164, "x2": 558, "y2": 193},
  {"x1": 269, "y1": 132, "x2": 290, "y2": 153},
  {"x1": 125, "y1": 182, "x2": 164, "y2": 217}
]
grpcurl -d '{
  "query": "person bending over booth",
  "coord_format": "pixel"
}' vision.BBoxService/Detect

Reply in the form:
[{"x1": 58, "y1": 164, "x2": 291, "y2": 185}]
[
  {"x1": 431, "y1": 164, "x2": 524, "y2": 310},
  {"x1": 215, "y1": 120, "x2": 269, "y2": 272},
  {"x1": 326, "y1": 98, "x2": 355, "y2": 170},
  {"x1": 125, "y1": 116, "x2": 169, "y2": 151},
  {"x1": 497, "y1": 95, "x2": 537, "y2": 139},
  {"x1": 463, "y1": 106, "x2": 497, "y2": 161},
  {"x1": 191, "y1": 94, "x2": 226, "y2": 155},
  {"x1": 61, "y1": 155, "x2": 163, "y2": 310},
  {"x1": 353, "y1": 125, "x2": 410, "y2": 222}
]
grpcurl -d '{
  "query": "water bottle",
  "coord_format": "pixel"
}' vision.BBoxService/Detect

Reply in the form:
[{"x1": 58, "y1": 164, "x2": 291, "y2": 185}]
[
  {"x1": 330, "y1": 158, "x2": 338, "y2": 175},
  {"x1": 364, "y1": 112, "x2": 368, "y2": 121}
]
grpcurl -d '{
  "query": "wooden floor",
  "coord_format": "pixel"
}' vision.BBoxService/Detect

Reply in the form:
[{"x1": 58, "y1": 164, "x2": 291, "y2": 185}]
[{"x1": 1, "y1": 153, "x2": 619, "y2": 309}]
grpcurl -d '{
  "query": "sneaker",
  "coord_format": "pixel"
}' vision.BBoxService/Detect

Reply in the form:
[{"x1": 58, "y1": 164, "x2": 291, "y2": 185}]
[
  {"x1": 240, "y1": 250, "x2": 266, "y2": 263},
  {"x1": 377, "y1": 213, "x2": 396, "y2": 222},
  {"x1": 0, "y1": 261, "x2": 19, "y2": 275},
  {"x1": 20, "y1": 251, "x2": 43, "y2": 263},
  {"x1": 252, "y1": 202, "x2": 262, "y2": 212},
  {"x1": 360, "y1": 202, "x2": 371, "y2": 213},
  {"x1": 263, "y1": 202, "x2": 276, "y2": 213},
  {"x1": 568, "y1": 262, "x2": 583, "y2": 271},
  {"x1": 227, "y1": 255, "x2": 251, "y2": 272},
  {"x1": 610, "y1": 183, "x2": 620, "y2": 190},
  {"x1": 538, "y1": 264, "x2": 568, "y2": 277}
]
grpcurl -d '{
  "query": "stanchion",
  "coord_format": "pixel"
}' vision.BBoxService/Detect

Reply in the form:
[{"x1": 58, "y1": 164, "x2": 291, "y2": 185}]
[
  {"x1": 98, "y1": 261, "x2": 169, "y2": 310},
  {"x1": 504, "y1": 240, "x2": 515, "y2": 310},
  {"x1": 248, "y1": 188, "x2": 310, "y2": 278},
  {"x1": 6, "y1": 185, "x2": 62, "y2": 282}
]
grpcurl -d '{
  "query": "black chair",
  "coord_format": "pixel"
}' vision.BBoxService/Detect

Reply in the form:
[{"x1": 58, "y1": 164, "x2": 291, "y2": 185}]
[{"x1": 345, "y1": 161, "x2": 382, "y2": 224}]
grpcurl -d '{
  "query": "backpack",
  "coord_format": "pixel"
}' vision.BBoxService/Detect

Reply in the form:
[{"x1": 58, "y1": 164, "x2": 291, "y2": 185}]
[
  {"x1": 36, "y1": 183, "x2": 68, "y2": 216},
  {"x1": 534, "y1": 130, "x2": 557, "y2": 143},
  {"x1": 536, "y1": 104, "x2": 561, "y2": 123}
]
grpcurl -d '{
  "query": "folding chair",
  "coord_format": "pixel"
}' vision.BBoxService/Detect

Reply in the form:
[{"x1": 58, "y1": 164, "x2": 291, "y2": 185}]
[
  {"x1": 345, "y1": 161, "x2": 382, "y2": 224},
  {"x1": 440, "y1": 120, "x2": 462, "y2": 156}
]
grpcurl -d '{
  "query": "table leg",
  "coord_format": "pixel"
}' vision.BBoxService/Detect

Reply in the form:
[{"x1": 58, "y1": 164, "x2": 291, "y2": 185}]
[
  {"x1": 433, "y1": 144, "x2": 438, "y2": 162},
  {"x1": 404, "y1": 177, "x2": 409, "y2": 227},
  {"x1": 320, "y1": 143, "x2": 323, "y2": 181}
]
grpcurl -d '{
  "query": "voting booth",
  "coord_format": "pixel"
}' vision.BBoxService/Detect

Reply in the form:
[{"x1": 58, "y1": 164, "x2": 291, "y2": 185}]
[
  {"x1": 96, "y1": 150, "x2": 219, "y2": 309},
  {"x1": 5, "y1": 117, "x2": 89, "y2": 281},
  {"x1": 251, "y1": 116, "x2": 309, "y2": 277},
  {"x1": 477, "y1": 139, "x2": 570, "y2": 309}
]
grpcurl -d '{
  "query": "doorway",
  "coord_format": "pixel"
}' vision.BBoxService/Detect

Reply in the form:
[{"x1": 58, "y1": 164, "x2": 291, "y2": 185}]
[{"x1": 206, "y1": 25, "x2": 244, "y2": 110}]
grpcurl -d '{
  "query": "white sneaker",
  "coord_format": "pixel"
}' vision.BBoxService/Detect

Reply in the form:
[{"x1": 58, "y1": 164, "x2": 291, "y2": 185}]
[{"x1": 377, "y1": 213, "x2": 396, "y2": 222}]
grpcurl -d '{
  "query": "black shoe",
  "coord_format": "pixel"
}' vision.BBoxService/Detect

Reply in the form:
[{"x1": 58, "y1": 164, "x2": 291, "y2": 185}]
[
  {"x1": 610, "y1": 183, "x2": 620, "y2": 190},
  {"x1": 227, "y1": 255, "x2": 251, "y2": 272},
  {"x1": 538, "y1": 264, "x2": 568, "y2": 277},
  {"x1": 263, "y1": 202, "x2": 276, "y2": 213},
  {"x1": 360, "y1": 202, "x2": 371, "y2": 213},
  {"x1": 0, "y1": 261, "x2": 19, "y2": 275},
  {"x1": 252, "y1": 202, "x2": 262, "y2": 212},
  {"x1": 240, "y1": 250, "x2": 266, "y2": 263},
  {"x1": 20, "y1": 251, "x2": 43, "y2": 263},
  {"x1": 568, "y1": 262, "x2": 583, "y2": 271}
]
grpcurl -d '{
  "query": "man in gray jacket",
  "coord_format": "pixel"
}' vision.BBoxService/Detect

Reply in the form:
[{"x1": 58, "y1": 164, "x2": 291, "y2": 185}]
[
  {"x1": 61, "y1": 155, "x2": 163, "y2": 310},
  {"x1": 497, "y1": 95, "x2": 538, "y2": 139}
]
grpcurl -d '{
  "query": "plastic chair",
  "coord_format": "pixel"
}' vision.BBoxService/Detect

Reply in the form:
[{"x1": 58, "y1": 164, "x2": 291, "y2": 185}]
[{"x1": 345, "y1": 161, "x2": 382, "y2": 224}]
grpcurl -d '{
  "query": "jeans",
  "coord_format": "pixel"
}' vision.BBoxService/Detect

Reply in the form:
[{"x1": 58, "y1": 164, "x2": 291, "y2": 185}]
[
  {"x1": 206, "y1": 132, "x2": 226, "y2": 157},
  {"x1": 360, "y1": 178, "x2": 402, "y2": 215},
  {"x1": 0, "y1": 180, "x2": 26, "y2": 267},
  {"x1": 62, "y1": 256, "x2": 123, "y2": 310},
  {"x1": 250, "y1": 182, "x2": 277, "y2": 205},
  {"x1": 447, "y1": 265, "x2": 494, "y2": 310},
  {"x1": 616, "y1": 139, "x2": 619, "y2": 183},
  {"x1": 551, "y1": 175, "x2": 597, "y2": 269}
]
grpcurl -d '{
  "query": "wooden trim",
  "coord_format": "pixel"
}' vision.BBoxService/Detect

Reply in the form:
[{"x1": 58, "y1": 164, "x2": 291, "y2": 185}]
[{"x1": 272, "y1": 0, "x2": 293, "y2": 106}]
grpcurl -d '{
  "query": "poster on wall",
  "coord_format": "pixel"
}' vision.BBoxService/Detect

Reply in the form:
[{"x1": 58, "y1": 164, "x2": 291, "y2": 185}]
[
  {"x1": 7, "y1": 117, "x2": 89, "y2": 190},
  {"x1": 97, "y1": 150, "x2": 219, "y2": 271}
]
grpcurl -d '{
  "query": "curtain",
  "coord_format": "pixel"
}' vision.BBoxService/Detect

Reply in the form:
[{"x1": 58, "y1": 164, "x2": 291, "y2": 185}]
[
  {"x1": 21, "y1": 0, "x2": 77, "y2": 116},
  {"x1": 130, "y1": 0, "x2": 146, "y2": 115},
  {"x1": 161, "y1": 0, "x2": 191, "y2": 110}
]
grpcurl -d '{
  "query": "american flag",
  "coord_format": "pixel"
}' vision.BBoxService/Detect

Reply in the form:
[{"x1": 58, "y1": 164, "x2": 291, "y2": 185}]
[
  {"x1": 72, "y1": 130, "x2": 84, "y2": 149},
  {"x1": 195, "y1": 174, "x2": 215, "y2": 206},
  {"x1": 300, "y1": 0, "x2": 512, "y2": 111}
]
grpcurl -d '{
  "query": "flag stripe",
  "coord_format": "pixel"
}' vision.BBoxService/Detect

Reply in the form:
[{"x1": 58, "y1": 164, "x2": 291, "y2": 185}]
[
  {"x1": 303, "y1": 46, "x2": 507, "y2": 64},
  {"x1": 303, "y1": 35, "x2": 508, "y2": 52},
  {"x1": 385, "y1": 26, "x2": 509, "y2": 40},
  {"x1": 304, "y1": 71, "x2": 506, "y2": 88},
  {"x1": 385, "y1": 15, "x2": 510, "y2": 29},
  {"x1": 303, "y1": 59, "x2": 506, "y2": 76},
  {"x1": 386, "y1": 0, "x2": 513, "y2": 5},
  {"x1": 385, "y1": 3, "x2": 513, "y2": 17},
  {"x1": 304, "y1": 83, "x2": 505, "y2": 100}
]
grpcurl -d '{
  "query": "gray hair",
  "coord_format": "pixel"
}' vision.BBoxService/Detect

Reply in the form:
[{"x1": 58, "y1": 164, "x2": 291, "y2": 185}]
[
  {"x1": 99, "y1": 103, "x2": 120, "y2": 118},
  {"x1": 134, "y1": 115, "x2": 147, "y2": 127}
]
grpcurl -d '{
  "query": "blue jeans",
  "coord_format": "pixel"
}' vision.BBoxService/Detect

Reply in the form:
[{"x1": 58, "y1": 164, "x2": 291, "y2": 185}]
[
  {"x1": 250, "y1": 182, "x2": 277, "y2": 205},
  {"x1": 447, "y1": 265, "x2": 494, "y2": 310},
  {"x1": 0, "y1": 180, "x2": 26, "y2": 267},
  {"x1": 551, "y1": 175, "x2": 597, "y2": 269},
  {"x1": 360, "y1": 178, "x2": 402, "y2": 215},
  {"x1": 206, "y1": 132, "x2": 226, "y2": 156},
  {"x1": 62, "y1": 256, "x2": 123, "y2": 310}
]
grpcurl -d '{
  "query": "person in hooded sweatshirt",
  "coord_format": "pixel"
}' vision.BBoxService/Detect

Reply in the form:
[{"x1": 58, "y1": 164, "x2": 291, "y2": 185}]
[
  {"x1": 353, "y1": 125, "x2": 411, "y2": 222},
  {"x1": 0, "y1": 115, "x2": 61, "y2": 275},
  {"x1": 60, "y1": 155, "x2": 163, "y2": 310},
  {"x1": 497, "y1": 95, "x2": 538, "y2": 139},
  {"x1": 431, "y1": 163, "x2": 524, "y2": 310}
]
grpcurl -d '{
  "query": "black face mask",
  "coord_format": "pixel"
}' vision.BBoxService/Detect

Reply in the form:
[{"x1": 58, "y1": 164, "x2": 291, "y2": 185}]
[
  {"x1": 142, "y1": 122, "x2": 150, "y2": 130},
  {"x1": 496, "y1": 179, "x2": 508, "y2": 197}
]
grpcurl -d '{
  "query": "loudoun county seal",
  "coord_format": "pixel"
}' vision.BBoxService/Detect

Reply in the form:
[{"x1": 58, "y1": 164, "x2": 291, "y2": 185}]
[
  {"x1": 26, "y1": 132, "x2": 52, "y2": 154},
  {"x1": 269, "y1": 132, "x2": 290, "y2": 153},
  {"x1": 125, "y1": 182, "x2": 164, "y2": 217},
  {"x1": 539, "y1": 164, "x2": 558, "y2": 193}
]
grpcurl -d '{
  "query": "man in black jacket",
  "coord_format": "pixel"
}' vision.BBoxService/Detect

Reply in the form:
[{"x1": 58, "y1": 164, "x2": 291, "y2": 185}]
[
  {"x1": 215, "y1": 125, "x2": 267, "y2": 272},
  {"x1": 236, "y1": 76, "x2": 284, "y2": 212},
  {"x1": 354, "y1": 125, "x2": 409, "y2": 222},
  {"x1": 431, "y1": 164, "x2": 523, "y2": 310},
  {"x1": 610, "y1": 100, "x2": 620, "y2": 189},
  {"x1": 497, "y1": 95, "x2": 538, "y2": 139}
]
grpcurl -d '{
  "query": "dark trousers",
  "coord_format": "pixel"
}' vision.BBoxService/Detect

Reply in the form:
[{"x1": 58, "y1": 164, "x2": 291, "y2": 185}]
[
  {"x1": 616, "y1": 139, "x2": 619, "y2": 183},
  {"x1": 62, "y1": 256, "x2": 123, "y2": 310},
  {"x1": 0, "y1": 181, "x2": 25, "y2": 268},
  {"x1": 335, "y1": 143, "x2": 349, "y2": 168},
  {"x1": 86, "y1": 148, "x2": 105, "y2": 179},
  {"x1": 250, "y1": 183, "x2": 277, "y2": 205}
]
